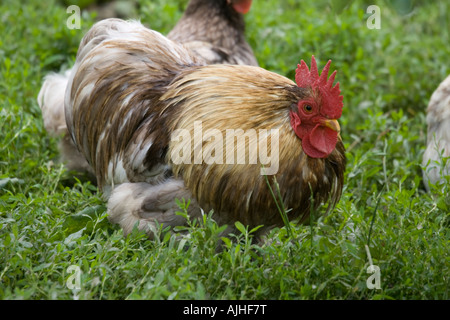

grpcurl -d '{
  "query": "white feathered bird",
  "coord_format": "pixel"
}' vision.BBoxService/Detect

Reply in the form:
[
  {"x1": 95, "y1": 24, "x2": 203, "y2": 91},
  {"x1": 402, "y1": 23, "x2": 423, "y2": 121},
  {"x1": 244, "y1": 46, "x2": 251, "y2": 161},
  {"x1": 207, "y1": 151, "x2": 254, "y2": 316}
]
[{"x1": 422, "y1": 74, "x2": 450, "y2": 192}]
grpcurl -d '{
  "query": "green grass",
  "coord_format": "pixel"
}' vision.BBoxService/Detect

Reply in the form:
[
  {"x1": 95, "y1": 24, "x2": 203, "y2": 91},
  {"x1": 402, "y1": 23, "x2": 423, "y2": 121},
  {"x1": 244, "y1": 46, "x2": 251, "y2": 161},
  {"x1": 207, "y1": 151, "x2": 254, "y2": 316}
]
[{"x1": 0, "y1": 0, "x2": 449, "y2": 299}]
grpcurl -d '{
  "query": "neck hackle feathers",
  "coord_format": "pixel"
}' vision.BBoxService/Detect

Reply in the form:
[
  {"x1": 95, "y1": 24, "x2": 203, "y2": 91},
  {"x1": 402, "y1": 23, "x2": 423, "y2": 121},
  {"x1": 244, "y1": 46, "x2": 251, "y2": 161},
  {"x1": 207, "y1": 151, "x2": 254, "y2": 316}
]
[{"x1": 295, "y1": 55, "x2": 343, "y2": 119}]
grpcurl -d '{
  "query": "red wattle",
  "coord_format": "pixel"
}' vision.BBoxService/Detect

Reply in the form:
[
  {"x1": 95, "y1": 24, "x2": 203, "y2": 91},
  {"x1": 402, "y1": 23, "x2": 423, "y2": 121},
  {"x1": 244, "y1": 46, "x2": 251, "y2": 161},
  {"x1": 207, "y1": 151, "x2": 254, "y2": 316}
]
[
  {"x1": 307, "y1": 124, "x2": 338, "y2": 158},
  {"x1": 301, "y1": 135, "x2": 328, "y2": 159},
  {"x1": 290, "y1": 112, "x2": 338, "y2": 158}
]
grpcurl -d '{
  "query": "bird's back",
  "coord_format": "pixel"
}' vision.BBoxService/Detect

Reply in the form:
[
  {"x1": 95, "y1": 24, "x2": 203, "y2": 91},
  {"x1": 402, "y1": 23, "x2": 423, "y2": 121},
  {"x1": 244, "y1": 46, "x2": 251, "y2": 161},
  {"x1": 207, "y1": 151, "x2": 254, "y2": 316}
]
[
  {"x1": 167, "y1": 0, "x2": 258, "y2": 66},
  {"x1": 65, "y1": 19, "x2": 205, "y2": 194}
]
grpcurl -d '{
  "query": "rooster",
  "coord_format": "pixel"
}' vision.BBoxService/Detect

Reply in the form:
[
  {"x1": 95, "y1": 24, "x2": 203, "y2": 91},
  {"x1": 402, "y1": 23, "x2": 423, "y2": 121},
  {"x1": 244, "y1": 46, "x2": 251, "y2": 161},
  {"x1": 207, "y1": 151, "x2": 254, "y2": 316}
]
[
  {"x1": 58, "y1": 18, "x2": 345, "y2": 238},
  {"x1": 422, "y1": 74, "x2": 450, "y2": 192},
  {"x1": 38, "y1": 0, "x2": 257, "y2": 182}
]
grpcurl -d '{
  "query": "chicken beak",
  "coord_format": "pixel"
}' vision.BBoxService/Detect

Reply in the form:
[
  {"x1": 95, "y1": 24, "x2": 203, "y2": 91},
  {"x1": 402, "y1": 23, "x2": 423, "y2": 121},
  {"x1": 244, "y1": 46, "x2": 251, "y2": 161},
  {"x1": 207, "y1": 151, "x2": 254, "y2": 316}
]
[{"x1": 321, "y1": 119, "x2": 341, "y2": 133}]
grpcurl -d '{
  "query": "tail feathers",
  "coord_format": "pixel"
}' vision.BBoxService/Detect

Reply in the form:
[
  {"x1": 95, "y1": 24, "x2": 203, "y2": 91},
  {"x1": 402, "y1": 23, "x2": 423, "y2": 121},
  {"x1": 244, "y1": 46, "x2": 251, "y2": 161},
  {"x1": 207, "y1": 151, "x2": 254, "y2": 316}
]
[{"x1": 37, "y1": 69, "x2": 71, "y2": 136}]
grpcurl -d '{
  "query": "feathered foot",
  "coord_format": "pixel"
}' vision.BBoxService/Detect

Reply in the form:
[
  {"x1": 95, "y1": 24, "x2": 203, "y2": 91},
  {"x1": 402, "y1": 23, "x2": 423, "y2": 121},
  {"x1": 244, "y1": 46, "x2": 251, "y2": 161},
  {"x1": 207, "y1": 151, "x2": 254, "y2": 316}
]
[{"x1": 107, "y1": 180, "x2": 202, "y2": 238}]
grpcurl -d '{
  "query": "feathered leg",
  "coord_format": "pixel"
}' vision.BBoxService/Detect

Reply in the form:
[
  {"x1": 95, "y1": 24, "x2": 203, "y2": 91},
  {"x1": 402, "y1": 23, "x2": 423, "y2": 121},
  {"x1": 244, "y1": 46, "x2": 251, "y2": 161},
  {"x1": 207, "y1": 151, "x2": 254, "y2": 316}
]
[{"x1": 107, "y1": 179, "x2": 203, "y2": 238}]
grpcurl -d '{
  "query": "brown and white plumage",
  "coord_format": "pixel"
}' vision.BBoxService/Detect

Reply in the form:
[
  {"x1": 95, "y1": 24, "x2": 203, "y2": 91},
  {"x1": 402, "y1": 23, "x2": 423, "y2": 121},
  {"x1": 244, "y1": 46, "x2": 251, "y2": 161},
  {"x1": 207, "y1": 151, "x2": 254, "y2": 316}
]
[
  {"x1": 422, "y1": 75, "x2": 450, "y2": 192},
  {"x1": 60, "y1": 19, "x2": 346, "y2": 238},
  {"x1": 65, "y1": 19, "x2": 204, "y2": 194},
  {"x1": 167, "y1": 0, "x2": 258, "y2": 66},
  {"x1": 38, "y1": 0, "x2": 257, "y2": 182}
]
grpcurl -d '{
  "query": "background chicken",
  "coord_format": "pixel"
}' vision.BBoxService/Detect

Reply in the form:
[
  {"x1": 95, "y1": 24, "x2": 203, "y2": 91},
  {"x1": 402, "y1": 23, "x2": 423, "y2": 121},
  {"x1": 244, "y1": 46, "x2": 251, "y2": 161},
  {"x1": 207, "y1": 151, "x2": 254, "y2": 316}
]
[
  {"x1": 38, "y1": 0, "x2": 257, "y2": 182},
  {"x1": 422, "y1": 74, "x2": 450, "y2": 192},
  {"x1": 167, "y1": 0, "x2": 258, "y2": 66},
  {"x1": 59, "y1": 18, "x2": 345, "y2": 238}
]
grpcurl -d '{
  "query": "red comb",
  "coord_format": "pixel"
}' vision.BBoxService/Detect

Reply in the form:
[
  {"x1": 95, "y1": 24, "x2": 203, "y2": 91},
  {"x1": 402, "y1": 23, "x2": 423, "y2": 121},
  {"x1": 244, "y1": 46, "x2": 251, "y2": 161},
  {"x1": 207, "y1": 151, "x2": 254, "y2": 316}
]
[{"x1": 295, "y1": 56, "x2": 343, "y2": 119}]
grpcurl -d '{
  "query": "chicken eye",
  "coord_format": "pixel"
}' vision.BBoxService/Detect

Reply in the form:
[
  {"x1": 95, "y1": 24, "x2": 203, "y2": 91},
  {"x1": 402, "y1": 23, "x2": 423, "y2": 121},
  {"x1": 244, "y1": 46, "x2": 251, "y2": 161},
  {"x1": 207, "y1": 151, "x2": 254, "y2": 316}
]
[{"x1": 303, "y1": 104, "x2": 313, "y2": 113}]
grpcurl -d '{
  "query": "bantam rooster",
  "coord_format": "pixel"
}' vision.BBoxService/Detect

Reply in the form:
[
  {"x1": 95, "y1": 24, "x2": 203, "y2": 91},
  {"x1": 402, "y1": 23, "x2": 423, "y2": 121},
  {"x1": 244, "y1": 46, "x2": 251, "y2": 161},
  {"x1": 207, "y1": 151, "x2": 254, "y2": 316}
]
[
  {"x1": 38, "y1": 0, "x2": 257, "y2": 182},
  {"x1": 57, "y1": 18, "x2": 346, "y2": 238},
  {"x1": 422, "y1": 74, "x2": 450, "y2": 192}
]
